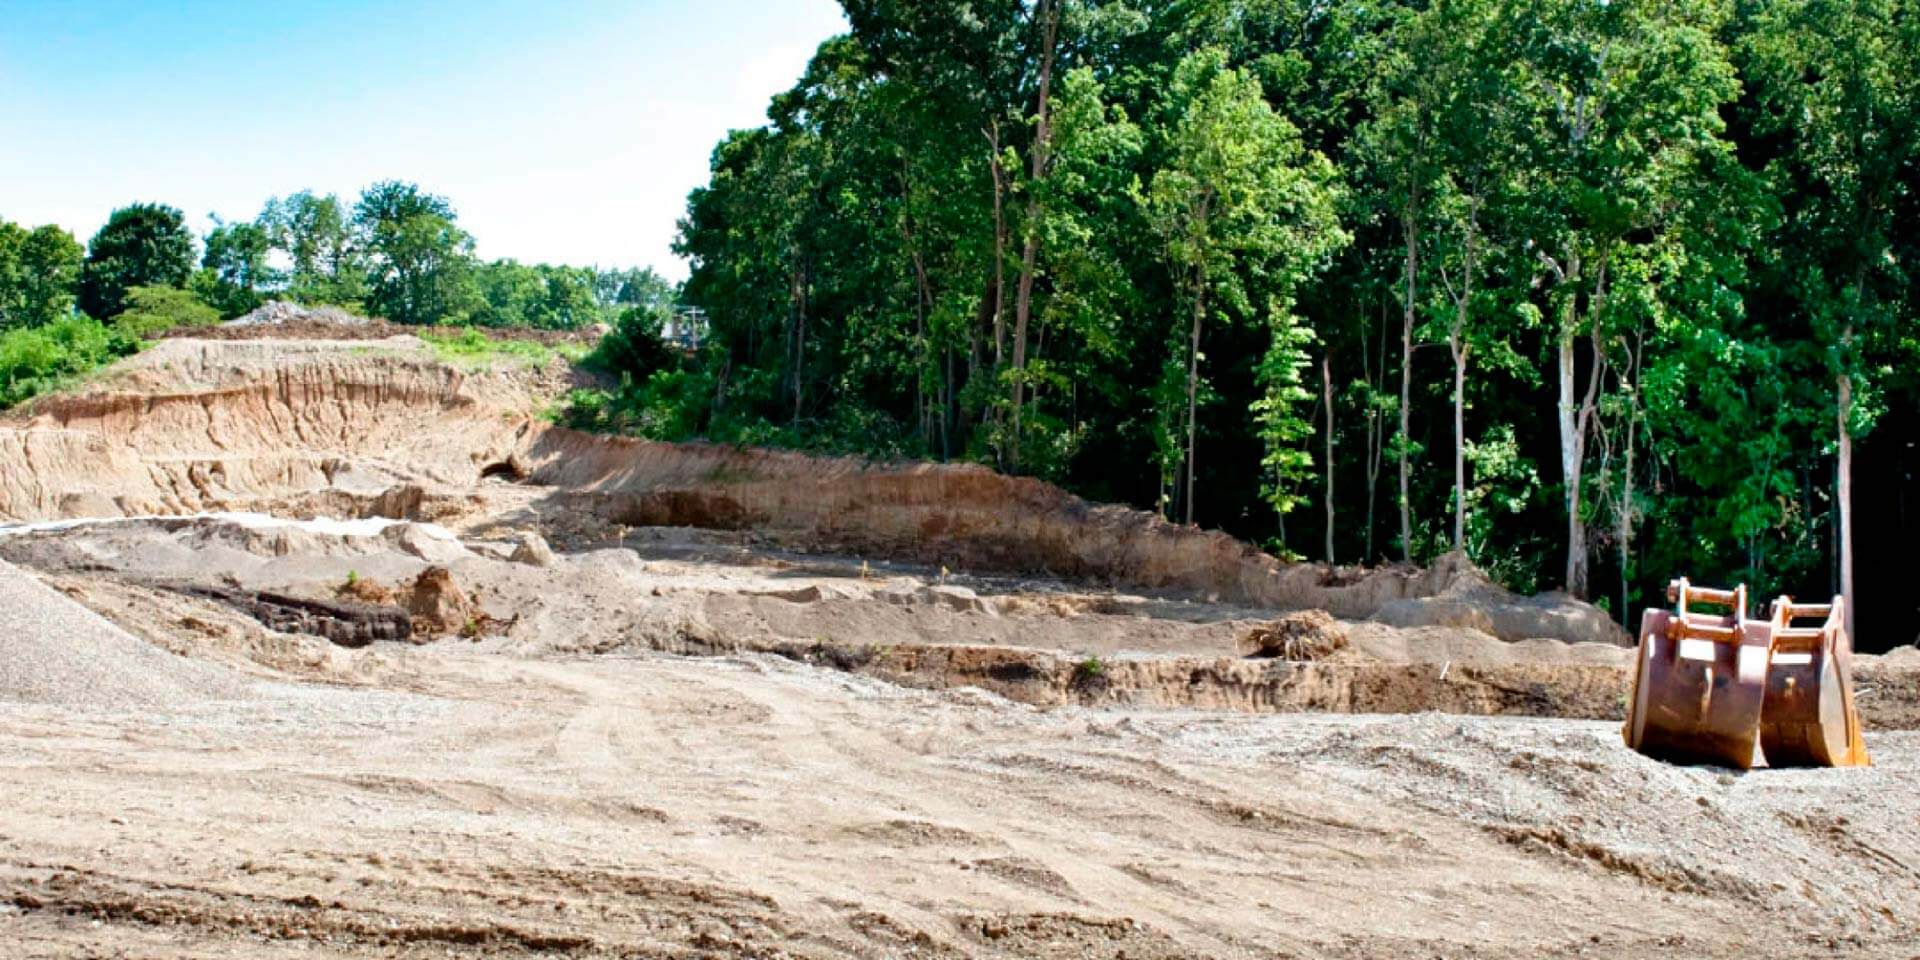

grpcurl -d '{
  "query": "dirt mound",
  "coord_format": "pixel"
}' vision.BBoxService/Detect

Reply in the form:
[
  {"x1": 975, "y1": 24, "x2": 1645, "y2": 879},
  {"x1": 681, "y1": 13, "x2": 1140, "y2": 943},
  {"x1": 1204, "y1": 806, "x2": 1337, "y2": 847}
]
[
  {"x1": 1369, "y1": 552, "x2": 1631, "y2": 646},
  {"x1": 528, "y1": 430, "x2": 1469, "y2": 616},
  {"x1": 226, "y1": 300, "x2": 374, "y2": 329},
  {"x1": 0, "y1": 559, "x2": 251, "y2": 707},
  {"x1": 1237, "y1": 610, "x2": 1348, "y2": 660},
  {"x1": 0, "y1": 338, "x2": 546, "y2": 520},
  {"x1": 176, "y1": 303, "x2": 601, "y2": 348},
  {"x1": 406, "y1": 566, "x2": 471, "y2": 634}
]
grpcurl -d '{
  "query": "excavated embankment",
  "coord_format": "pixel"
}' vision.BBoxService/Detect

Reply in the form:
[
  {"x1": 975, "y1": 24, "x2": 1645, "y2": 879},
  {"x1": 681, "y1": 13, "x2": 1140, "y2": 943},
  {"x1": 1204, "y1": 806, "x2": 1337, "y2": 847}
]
[
  {"x1": 8, "y1": 333, "x2": 1920, "y2": 960},
  {"x1": 0, "y1": 339, "x2": 538, "y2": 520},
  {"x1": 0, "y1": 336, "x2": 1623, "y2": 645}
]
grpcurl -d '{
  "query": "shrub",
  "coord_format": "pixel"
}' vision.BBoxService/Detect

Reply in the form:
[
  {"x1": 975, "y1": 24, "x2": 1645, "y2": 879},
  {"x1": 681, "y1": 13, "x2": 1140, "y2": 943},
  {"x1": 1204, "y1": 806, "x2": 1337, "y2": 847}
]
[
  {"x1": 113, "y1": 285, "x2": 221, "y2": 337},
  {"x1": 1071, "y1": 656, "x2": 1108, "y2": 690},
  {"x1": 562, "y1": 364, "x2": 712, "y2": 442},
  {"x1": 585, "y1": 304, "x2": 675, "y2": 378},
  {"x1": 0, "y1": 314, "x2": 137, "y2": 408}
]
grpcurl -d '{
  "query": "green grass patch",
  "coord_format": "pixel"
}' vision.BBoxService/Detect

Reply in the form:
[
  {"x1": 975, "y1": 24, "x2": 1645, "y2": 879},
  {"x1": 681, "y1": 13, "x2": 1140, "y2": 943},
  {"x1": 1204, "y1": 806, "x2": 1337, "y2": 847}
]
[{"x1": 418, "y1": 327, "x2": 562, "y2": 370}]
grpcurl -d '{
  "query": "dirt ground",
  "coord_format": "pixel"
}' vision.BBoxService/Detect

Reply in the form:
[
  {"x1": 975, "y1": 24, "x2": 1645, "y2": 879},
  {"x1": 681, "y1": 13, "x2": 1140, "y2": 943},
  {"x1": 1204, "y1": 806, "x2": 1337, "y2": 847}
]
[
  {"x1": 3, "y1": 332, "x2": 1918, "y2": 958},
  {"x1": 3, "y1": 648, "x2": 1917, "y2": 959}
]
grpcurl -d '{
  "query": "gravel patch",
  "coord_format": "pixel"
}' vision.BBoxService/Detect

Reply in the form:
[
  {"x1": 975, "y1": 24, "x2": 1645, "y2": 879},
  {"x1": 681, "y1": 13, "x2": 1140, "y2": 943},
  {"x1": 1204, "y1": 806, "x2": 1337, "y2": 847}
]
[{"x1": 0, "y1": 558, "x2": 253, "y2": 707}]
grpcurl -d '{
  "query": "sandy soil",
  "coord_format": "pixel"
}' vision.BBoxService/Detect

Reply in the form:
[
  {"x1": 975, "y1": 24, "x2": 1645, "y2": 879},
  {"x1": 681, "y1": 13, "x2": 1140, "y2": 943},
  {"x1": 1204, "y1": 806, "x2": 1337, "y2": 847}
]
[
  {"x1": 4, "y1": 333, "x2": 1918, "y2": 958},
  {"x1": 3, "y1": 645, "x2": 1917, "y2": 959}
]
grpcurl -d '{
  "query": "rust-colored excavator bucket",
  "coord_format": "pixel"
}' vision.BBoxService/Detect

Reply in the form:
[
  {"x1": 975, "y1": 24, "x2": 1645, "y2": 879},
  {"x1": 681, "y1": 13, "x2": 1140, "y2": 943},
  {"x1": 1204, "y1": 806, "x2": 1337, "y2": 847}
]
[
  {"x1": 1759, "y1": 596, "x2": 1871, "y2": 768},
  {"x1": 1623, "y1": 579, "x2": 1771, "y2": 769}
]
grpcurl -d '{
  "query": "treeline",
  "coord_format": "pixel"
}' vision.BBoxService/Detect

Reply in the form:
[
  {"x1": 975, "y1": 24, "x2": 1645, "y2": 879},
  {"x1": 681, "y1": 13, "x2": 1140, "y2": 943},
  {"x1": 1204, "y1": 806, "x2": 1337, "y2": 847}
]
[
  {"x1": 2, "y1": 181, "x2": 676, "y2": 406},
  {"x1": 629, "y1": 0, "x2": 1919, "y2": 631},
  {"x1": 2, "y1": 181, "x2": 676, "y2": 333}
]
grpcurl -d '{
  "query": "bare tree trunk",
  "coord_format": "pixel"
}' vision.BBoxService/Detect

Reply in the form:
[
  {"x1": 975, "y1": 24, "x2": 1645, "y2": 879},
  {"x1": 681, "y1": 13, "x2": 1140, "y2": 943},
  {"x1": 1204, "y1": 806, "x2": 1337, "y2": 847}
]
[
  {"x1": 1451, "y1": 337, "x2": 1466, "y2": 552},
  {"x1": 1838, "y1": 323, "x2": 1856, "y2": 641},
  {"x1": 901, "y1": 181, "x2": 938, "y2": 450},
  {"x1": 1323, "y1": 354, "x2": 1335, "y2": 565},
  {"x1": 1009, "y1": 0, "x2": 1059, "y2": 472},
  {"x1": 1398, "y1": 200, "x2": 1417, "y2": 563},
  {"x1": 987, "y1": 122, "x2": 1008, "y2": 369},
  {"x1": 967, "y1": 280, "x2": 991, "y2": 427},
  {"x1": 1184, "y1": 276, "x2": 1205, "y2": 526},
  {"x1": 1556, "y1": 261, "x2": 1611, "y2": 601},
  {"x1": 913, "y1": 247, "x2": 933, "y2": 447},
  {"x1": 1620, "y1": 391, "x2": 1637, "y2": 630},
  {"x1": 1557, "y1": 323, "x2": 1587, "y2": 596},
  {"x1": 1364, "y1": 299, "x2": 1385, "y2": 563},
  {"x1": 1616, "y1": 331, "x2": 1642, "y2": 630},
  {"x1": 790, "y1": 256, "x2": 806, "y2": 423},
  {"x1": 1445, "y1": 204, "x2": 1477, "y2": 553}
]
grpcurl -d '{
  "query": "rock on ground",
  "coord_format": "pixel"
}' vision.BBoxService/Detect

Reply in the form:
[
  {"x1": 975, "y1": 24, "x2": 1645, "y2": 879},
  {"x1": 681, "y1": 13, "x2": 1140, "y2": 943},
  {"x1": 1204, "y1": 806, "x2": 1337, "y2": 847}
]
[
  {"x1": 407, "y1": 566, "x2": 471, "y2": 635},
  {"x1": 509, "y1": 531, "x2": 556, "y2": 567}
]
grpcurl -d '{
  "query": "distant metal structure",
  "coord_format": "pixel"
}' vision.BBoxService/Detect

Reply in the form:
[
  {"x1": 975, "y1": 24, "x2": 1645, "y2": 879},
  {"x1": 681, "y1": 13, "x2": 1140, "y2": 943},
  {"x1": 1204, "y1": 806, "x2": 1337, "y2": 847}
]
[{"x1": 666, "y1": 307, "x2": 706, "y2": 351}]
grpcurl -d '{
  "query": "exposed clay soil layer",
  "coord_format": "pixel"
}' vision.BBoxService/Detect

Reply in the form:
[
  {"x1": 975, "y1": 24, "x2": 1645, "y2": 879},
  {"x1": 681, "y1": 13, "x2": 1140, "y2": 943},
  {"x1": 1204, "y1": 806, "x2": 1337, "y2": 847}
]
[
  {"x1": 4, "y1": 336, "x2": 1917, "y2": 958},
  {"x1": 0, "y1": 336, "x2": 1623, "y2": 646}
]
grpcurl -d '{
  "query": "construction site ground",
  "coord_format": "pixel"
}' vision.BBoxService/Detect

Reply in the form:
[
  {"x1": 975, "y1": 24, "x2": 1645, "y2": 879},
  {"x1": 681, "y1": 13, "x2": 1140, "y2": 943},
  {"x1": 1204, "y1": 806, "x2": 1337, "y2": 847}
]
[{"x1": 1, "y1": 332, "x2": 1917, "y2": 958}]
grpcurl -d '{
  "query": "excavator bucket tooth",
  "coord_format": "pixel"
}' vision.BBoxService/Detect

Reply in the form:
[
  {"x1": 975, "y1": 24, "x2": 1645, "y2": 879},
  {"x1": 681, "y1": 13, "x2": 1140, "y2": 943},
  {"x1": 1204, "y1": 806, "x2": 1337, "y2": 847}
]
[
  {"x1": 1623, "y1": 580, "x2": 1770, "y2": 770},
  {"x1": 1760, "y1": 598, "x2": 1871, "y2": 768}
]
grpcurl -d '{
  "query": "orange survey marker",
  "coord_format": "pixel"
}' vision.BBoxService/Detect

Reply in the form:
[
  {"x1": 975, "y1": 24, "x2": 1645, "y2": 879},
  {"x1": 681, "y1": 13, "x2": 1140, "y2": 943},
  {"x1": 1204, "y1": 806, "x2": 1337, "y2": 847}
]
[
  {"x1": 1623, "y1": 579, "x2": 1771, "y2": 769},
  {"x1": 1759, "y1": 596, "x2": 1871, "y2": 768}
]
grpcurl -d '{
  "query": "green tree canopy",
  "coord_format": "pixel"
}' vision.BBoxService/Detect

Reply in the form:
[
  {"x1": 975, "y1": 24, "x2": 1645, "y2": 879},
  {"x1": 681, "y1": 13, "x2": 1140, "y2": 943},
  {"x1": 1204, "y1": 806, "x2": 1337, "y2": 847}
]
[
  {"x1": 1141, "y1": 48, "x2": 1345, "y2": 525},
  {"x1": 198, "y1": 218, "x2": 279, "y2": 318},
  {"x1": 0, "y1": 220, "x2": 83, "y2": 329},
  {"x1": 353, "y1": 181, "x2": 478, "y2": 325},
  {"x1": 643, "y1": 0, "x2": 1920, "y2": 644},
  {"x1": 259, "y1": 191, "x2": 363, "y2": 307},
  {"x1": 80, "y1": 203, "x2": 194, "y2": 319}
]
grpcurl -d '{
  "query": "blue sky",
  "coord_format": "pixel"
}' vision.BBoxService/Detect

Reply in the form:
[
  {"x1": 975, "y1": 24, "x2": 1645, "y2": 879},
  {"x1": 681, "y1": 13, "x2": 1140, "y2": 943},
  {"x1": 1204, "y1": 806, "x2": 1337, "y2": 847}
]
[{"x1": 0, "y1": 0, "x2": 848, "y2": 279}]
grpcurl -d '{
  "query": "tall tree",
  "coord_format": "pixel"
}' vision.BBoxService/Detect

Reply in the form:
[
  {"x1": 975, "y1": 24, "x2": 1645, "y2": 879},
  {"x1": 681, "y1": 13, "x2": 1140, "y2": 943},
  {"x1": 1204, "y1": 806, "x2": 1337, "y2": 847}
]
[
  {"x1": 199, "y1": 218, "x2": 279, "y2": 318},
  {"x1": 1510, "y1": 0, "x2": 1741, "y2": 597},
  {"x1": 353, "y1": 181, "x2": 477, "y2": 325},
  {"x1": 1007, "y1": 0, "x2": 1061, "y2": 471},
  {"x1": 1357, "y1": 1, "x2": 1440, "y2": 563},
  {"x1": 80, "y1": 203, "x2": 194, "y2": 319},
  {"x1": 1143, "y1": 48, "x2": 1345, "y2": 526},
  {"x1": 1744, "y1": 0, "x2": 1920, "y2": 638},
  {"x1": 0, "y1": 221, "x2": 83, "y2": 329},
  {"x1": 1421, "y1": 0, "x2": 1512, "y2": 553},
  {"x1": 259, "y1": 191, "x2": 362, "y2": 306}
]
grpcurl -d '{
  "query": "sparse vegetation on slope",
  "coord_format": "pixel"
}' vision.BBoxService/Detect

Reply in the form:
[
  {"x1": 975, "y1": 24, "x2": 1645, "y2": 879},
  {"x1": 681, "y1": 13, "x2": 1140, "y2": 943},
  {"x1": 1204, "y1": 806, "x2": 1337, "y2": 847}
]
[
  {"x1": 419, "y1": 327, "x2": 586, "y2": 371},
  {"x1": 0, "y1": 315, "x2": 138, "y2": 409}
]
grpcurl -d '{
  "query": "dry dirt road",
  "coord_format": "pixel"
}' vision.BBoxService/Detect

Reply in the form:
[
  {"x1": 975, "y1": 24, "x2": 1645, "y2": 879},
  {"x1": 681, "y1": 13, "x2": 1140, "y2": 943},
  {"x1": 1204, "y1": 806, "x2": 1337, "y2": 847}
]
[{"x1": 1, "y1": 638, "x2": 1917, "y2": 959}]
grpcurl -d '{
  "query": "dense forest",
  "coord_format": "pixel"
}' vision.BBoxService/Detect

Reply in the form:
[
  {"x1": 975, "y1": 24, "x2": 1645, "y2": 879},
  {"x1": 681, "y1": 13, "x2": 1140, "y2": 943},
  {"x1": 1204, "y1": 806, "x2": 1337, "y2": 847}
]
[
  {"x1": 4, "y1": 0, "x2": 1916, "y2": 647},
  {"x1": 600, "y1": 0, "x2": 1917, "y2": 646}
]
